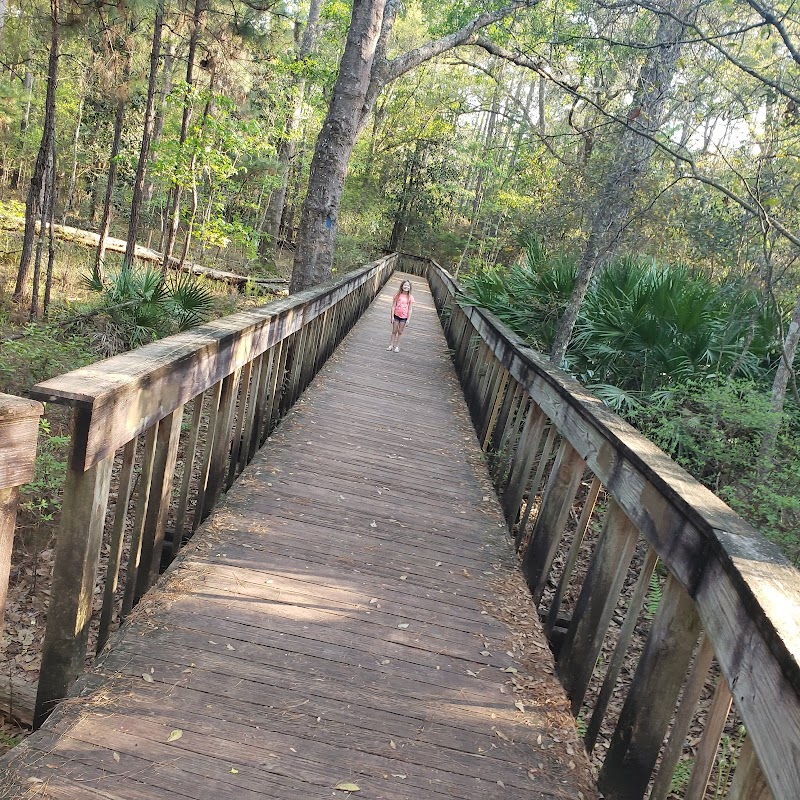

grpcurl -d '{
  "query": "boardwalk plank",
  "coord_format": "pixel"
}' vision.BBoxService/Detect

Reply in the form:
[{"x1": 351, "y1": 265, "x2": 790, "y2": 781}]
[{"x1": 0, "y1": 273, "x2": 597, "y2": 800}]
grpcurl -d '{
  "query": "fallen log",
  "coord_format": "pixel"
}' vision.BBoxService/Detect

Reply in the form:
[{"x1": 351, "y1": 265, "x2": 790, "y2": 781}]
[
  {"x1": 0, "y1": 674, "x2": 35, "y2": 726},
  {"x1": 0, "y1": 216, "x2": 288, "y2": 292}
]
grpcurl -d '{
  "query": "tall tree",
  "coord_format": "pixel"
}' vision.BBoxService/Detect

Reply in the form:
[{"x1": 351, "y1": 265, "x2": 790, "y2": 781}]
[
  {"x1": 13, "y1": 0, "x2": 60, "y2": 301},
  {"x1": 289, "y1": 0, "x2": 533, "y2": 292}
]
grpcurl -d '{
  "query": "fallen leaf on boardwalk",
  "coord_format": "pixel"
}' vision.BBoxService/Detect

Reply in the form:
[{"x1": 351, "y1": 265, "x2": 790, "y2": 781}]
[
  {"x1": 208, "y1": 640, "x2": 218, "y2": 645},
  {"x1": 369, "y1": 598, "x2": 378, "y2": 604},
  {"x1": 112, "y1": 752, "x2": 120, "y2": 763},
  {"x1": 334, "y1": 782, "x2": 361, "y2": 792},
  {"x1": 389, "y1": 740, "x2": 396, "y2": 750},
  {"x1": 397, "y1": 623, "x2": 409, "y2": 629},
  {"x1": 466, "y1": 669, "x2": 478, "y2": 677},
  {"x1": 142, "y1": 673, "x2": 154, "y2": 682},
  {"x1": 392, "y1": 773, "x2": 407, "y2": 779},
  {"x1": 497, "y1": 781, "x2": 505, "y2": 788},
  {"x1": 167, "y1": 730, "x2": 183, "y2": 742},
  {"x1": 370, "y1": 521, "x2": 377, "y2": 528},
  {"x1": 226, "y1": 644, "x2": 235, "y2": 650},
  {"x1": 399, "y1": 575, "x2": 407, "y2": 581},
  {"x1": 502, "y1": 667, "x2": 518, "y2": 674},
  {"x1": 514, "y1": 702, "x2": 525, "y2": 712},
  {"x1": 231, "y1": 768, "x2": 239, "y2": 774},
  {"x1": 435, "y1": 562, "x2": 442, "y2": 567},
  {"x1": 495, "y1": 730, "x2": 510, "y2": 741},
  {"x1": 481, "y1": 650, "x2": 491, "y2": 656},
  {"x1": 537, "y1": 735, "x2": 543, "y2": 745}
]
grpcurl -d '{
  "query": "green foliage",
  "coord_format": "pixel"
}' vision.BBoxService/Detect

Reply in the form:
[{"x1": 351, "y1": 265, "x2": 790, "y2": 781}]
[
  {"x1": 19, "y1": 418, "x2": 70, "y2": 528},
  {"x1": 645, "y1": 568, "x2": 663, "y2": 620},
  {"x1": 670, "y1": 757, "x2": 694, "y2": 796},
  {"x1": 87, "y1": 266, "x2": 215, "y2": 353},
  {"x1": 630, "y1": 380, "x2": 800, "y2": 563}
]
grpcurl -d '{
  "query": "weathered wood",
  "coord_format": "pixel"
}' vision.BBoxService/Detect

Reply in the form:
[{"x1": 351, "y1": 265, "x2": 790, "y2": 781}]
[
  {"x1": 584, "y1": 545, "x2": 659, "y2": 752},
  {"x1": 121, "y1": 425, "x2": 159, "y2": 618},
  {"x1": 203, "y1": 369, "x2": 242, "y2": 520},
  {"x1": 0, "y1": 393, "x2": 42, "y2": 488},
  {"x1": 173, "y1": 393, "x2": 206, "y2": 552},
  {"x1": 135, "y1": 406, "x2": 184, "y2": 601},
  {"x1": 502, "y1": 406, "x2": 545, "y2": 523},
  {"x1": 648, "y1": 634, "x2": 715, "y2": 800},
  {"x1": 488, "y1": 378, "x2": 520, "y2": 460},
  {"x1": 265, "y1": 339, "x2": 289, "y2": 438},
  {"x1": 97, "y1": 438, "x2": 138, "y2": 653},
  {"x1": 556, "y1": 500, "x2": 639, "y2": 713},
  {"x1": 31, "y1": 256, "x2": 398, "y2": 471},
  {"x1": 0, "y1": 487, "x2": 20, "y2": 641},
  {"x1": 239, "y1": 353, "x2": 265, "y2": 474},
  {"x1": 514, "y1": 424, "x2": 558, "y2": 551},
  {"x1": 481, "y1": 369, "x2": 509, "y2": 449},
  {"x1": 545, "y1": 476, "x2": 602, "y2": 638},
  {"x1": 728, "y1": 739, "x2": 775, "y2": 800},
  {"x1": 684, "y1": 675, "x2": 733, "y2": 800},
  {"x1": 522, "y1": 440, "x2": 586, "y2": 604},
  {"x1": 598, "y1": 574, "x2": 702, "y2": 800},
  {"x1": 226, "y1": 360, "x2": 254, "y2": 491},
  {"x1": 193, "y1": 381, "x2": 224, "y2": 533},
  {"x1": 33, "y1": 416, "x2": 114, "y2": 728}
]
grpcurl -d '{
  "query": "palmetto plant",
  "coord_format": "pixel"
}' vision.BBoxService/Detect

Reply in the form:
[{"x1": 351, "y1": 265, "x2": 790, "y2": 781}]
[
  {"x1": 460, "y1": 243, "x2": 781, "y2": 408},
  {"x1": 85, "y1": 266, "x2": 215, "y2": 352}
]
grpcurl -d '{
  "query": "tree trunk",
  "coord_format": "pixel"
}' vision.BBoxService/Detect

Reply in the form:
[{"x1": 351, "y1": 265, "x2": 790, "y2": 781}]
[
  {"x1": 290, "y1": 0, "x2": 387, "y2": 292},
  {"x1": 30, "y1": 146, "x2": 54, "y2": 320},
  {"x1": 123, "y1": 3, "x2": 164, "y2": 271},
  {"x1": 14, "y1": 0, "x2": 60, "y2": 302},
  {"x1": 162, "y1": 0, "x2": 205, "y2": 272},
  {"x1": 290, "y1": 0, "x2": 527, "y2": 292},
  {"x1": 62, "y1": 89, "x2": 84, "y2": 224},
  {"x1": 20, "y1": 68, "x2": 33, "y2": 133},
  {"x1": 95, "y1": 52, "x2": 132, "y2": 282},
  {"x1": 549, "y1": 1, "x2": 688, "y2": 366},
  {"x1": 259, "y1": 0, "x2": 323, "y2": 262},
  {"x1": 145, "y1": 38, "x2": 175, "y2": 207},
  {"x1": 43, "y1": 155, "x2": 56, "y2": 316},
  {"x1": 758, "y1": 290, "x2": 800, "y2": 475}
]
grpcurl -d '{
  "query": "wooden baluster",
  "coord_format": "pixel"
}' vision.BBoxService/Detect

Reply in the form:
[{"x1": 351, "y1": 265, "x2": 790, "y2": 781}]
[
  {"x1": 521, "y1": 440, "x2": 587, "y2": 603},
  {"x1": 649, "y1": 634, "x2": 715, "y2": 800},
  {"x1": 475, "y1": 352, "x2": 499, "y2": 426},
  {"x1": 502, "y1": 406, "x2": 546, "y2": 523},
  {"x1": 684, "y1": 675, "x2": 733, "y2": 800},
  {"x1": 487, "y1": 376, "x2": 518, "y2": 457},
  {"x1": 121, "y1": 425, "x2": 159, "y2": 618},
  {"x1": 247, "y1": 350, "x2": 273, "y2": 462},
  {"x1": 598, "y1": 573, "x2": 702, "y2": 800},
  {"x1": 266, "y1": 339, "x2": 289, "y2": 437},
  {"x1": 34, "y1": 408, "x2": 114, "y2": 728},
  {"x1": 135, "y1": 406, "x2": 184, "y2": 602},
  {"x1": 555, "y1": 500, "x2": 638, "y2": 712},
  {"x1": 0, "y1": 394, "x2": 41, "y2": 640},
  {"x1": 480, "y1": 366, "x2": 508, "y2": 448},
  {"x1": 239, "y1": 353, "x2": 265, "y2": 473},
  {"x1": 727, "y1": 739, "x2": 775, "y2": 800},
  {"x1": 545, "y1": 475, "x2": 602, "y2": 638},
  {"x1": 96, "y1": 438, "x2": 138, "y2": 653},
  {"x1": 583, "y1": 546, "x2": 659, "y2": 751},
  {"x1": 173, "y1": 393, "x2": 205, "y2": 555},
  {"x1": 203, "y1": 369, "x2": 242, "y2": 519},
  {"x1": 226, "y1": 359, "x2": 254, "y2": 490},
  {"x1": 192, "y1": 381, "x2": 223, "y2": 533},
  {"x1": 515, "y1": 424, "x2": 558, "y2": 550},
  {"x1": 494, "y1": 389, "x2": 526, "y2": 488}
]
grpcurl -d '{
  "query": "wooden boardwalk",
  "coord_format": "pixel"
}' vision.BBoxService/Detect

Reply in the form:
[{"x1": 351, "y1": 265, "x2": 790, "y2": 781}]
[{"x1": 1, "y1": 274, "x2": 597, "y2": 799}]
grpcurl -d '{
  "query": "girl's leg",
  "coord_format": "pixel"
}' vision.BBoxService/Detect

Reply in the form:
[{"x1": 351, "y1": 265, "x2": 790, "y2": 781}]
[
  {"x1": 389, "y1": 320, "x2": 400, "y2": 349},
  {"x1": 394, "y1": 320, "x2": 406, "y2": 350}
]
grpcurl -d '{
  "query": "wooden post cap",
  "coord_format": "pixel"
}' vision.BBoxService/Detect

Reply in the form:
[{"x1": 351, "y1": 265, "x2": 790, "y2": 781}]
[{"x1": 0, "y1": 394, "x2": 44, "y2": 489}]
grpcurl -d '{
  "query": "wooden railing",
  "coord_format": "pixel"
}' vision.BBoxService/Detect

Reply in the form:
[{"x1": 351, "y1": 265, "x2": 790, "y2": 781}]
[
  {"x1": 0, "y1": 394, "x2": 43, "y2": 640},
  {"x1": 29, "y1": 254, "x2": 398, "y2": 727},
  {"x1": 420, "y1": 256, "x2": 799, "y2": 800}
]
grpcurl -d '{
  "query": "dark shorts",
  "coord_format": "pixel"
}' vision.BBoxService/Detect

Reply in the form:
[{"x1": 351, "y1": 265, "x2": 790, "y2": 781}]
[{"x1": 394, "y1": 315, "x2": 408, "y2": 324}]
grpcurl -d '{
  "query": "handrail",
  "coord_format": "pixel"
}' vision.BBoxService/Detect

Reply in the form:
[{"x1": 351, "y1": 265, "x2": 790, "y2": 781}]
[
  {"x1": 31, "y1": 254, "x2": 398, "y2": 727},
  {"x1": 420, "y1": 255, "x2": 798, "y2": 800},
  {"x1": 0, "y1": 393, "x2": 43, "y2": 639}
]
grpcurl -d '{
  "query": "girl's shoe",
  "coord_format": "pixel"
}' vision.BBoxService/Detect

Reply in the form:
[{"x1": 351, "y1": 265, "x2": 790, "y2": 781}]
[
  {"x1": 387, "y1": 345, "x2": 394, "y2": 350},
  {"x1": 394, "y1": 346, "x2": 400, "y2": 352}
]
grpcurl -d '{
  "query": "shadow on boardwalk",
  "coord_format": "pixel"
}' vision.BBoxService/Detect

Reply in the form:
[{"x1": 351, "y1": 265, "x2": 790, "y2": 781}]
[{"x1": 1, "y1": 273, "x2": 598, "y2": 799}]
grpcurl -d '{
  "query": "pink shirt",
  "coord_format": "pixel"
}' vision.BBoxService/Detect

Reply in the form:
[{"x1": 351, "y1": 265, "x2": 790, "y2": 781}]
[{"x1": 393, "y1": 293, "x2": 414, "y2": 319}]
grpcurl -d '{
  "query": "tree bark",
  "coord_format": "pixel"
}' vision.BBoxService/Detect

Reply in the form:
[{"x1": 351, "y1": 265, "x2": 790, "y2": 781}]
[
  {"x1": 290, "y1": 0, "x2": 531, "y2": 292},
  {"x1": 549, "y1": 0, "x2": 688, "y2": 366},
  {"x1": 14, "y1": 0, "x2": 60, "y2": 302},
  {"x1": 162, "y1": 0, "x2": 206, "y2": 272},
  {"x1": 62, "y1": 87, "x2": 84, "y2": 224},
  {"x1": 95, "y1": 52, "x2": 132, "y2": 282},
  {"x1": 123, "y1": 3, "x2": 164, "y2": 271}
]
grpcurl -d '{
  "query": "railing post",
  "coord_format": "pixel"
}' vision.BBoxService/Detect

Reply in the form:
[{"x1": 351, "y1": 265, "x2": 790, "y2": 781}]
[
  {"x1": 598, "y1": 572, "x2": 702, "y2": 800},
  {"x1": 34, "y1": 408, "x2": 114, "y2": 728},
  {"x1": 0, "y1": 394, "x2": 43, "y2": 640}
]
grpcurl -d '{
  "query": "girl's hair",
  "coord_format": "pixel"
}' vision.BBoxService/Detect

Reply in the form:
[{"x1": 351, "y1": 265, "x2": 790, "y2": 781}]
[{"x1": 395, "y1": 279, "x2": 412, "y2": 296}]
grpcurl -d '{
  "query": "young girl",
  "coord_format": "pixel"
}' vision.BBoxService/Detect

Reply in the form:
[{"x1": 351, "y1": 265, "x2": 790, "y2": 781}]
[{"x1": 388, "y1": 279, "x2": 414, "y2": 352}]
